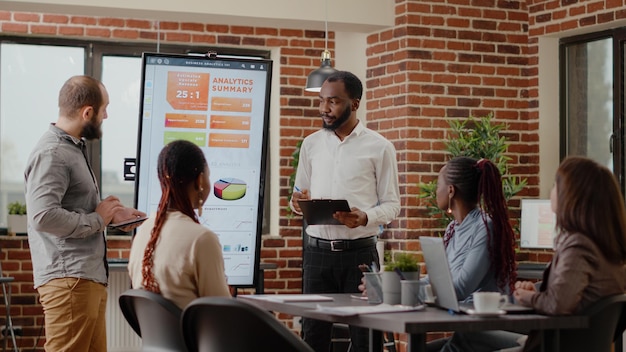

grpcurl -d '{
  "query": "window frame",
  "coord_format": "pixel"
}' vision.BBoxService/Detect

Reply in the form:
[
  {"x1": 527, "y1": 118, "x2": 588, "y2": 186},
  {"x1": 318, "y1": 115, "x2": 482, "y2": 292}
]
[
  {"x1": 559, "y1": 28, "x2": 626, "y2": 193},
  {"x1": 0, "y1": 35, "x2": 272, "y2": 234}
]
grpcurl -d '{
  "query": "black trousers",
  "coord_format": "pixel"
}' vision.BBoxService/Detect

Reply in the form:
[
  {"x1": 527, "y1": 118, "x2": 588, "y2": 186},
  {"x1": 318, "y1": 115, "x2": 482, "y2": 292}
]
[{"x1": 302, "y1": 243, "x2": 379, "y2": 352}]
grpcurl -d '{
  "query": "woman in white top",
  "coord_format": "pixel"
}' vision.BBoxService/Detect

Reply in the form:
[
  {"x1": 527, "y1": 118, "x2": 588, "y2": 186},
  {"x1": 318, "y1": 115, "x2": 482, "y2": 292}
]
[{"x1": 128, "y1": 140, "x2": 230, "y2": 309}]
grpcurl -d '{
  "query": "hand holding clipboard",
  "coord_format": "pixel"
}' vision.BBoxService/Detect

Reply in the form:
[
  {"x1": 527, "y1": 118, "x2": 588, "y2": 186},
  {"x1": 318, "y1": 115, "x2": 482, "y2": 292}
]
[
  {"x1": 293, "y1": 186, "x2": 367, "y2": 227},
  {"x1": 297, "y1": 199, "x2": 351, "y2": 225}
]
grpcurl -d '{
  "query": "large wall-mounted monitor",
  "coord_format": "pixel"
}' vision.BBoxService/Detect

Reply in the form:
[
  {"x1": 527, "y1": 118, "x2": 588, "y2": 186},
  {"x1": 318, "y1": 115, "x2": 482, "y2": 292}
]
[
  {"x1": 519, "y1": 199, "x2": 556, "y2": 249},
  {"x1": 135, "y1": 52, "x2": 272, "y2": 287}
]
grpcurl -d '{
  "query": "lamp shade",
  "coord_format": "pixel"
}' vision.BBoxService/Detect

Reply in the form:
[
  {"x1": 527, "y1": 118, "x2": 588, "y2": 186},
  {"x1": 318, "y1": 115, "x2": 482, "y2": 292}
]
[{"x1": 305, "y1": 58, "x2": 337, "y2": 92}]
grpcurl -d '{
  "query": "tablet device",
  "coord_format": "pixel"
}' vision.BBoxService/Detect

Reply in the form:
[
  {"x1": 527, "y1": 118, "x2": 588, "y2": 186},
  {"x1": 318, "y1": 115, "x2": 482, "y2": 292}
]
[
  {"x1": 298, "y1": 199, "x2": 351, "y2": 225},
  {"x1": 109, "y1": 216, "x2": 148, "y2": 228}
]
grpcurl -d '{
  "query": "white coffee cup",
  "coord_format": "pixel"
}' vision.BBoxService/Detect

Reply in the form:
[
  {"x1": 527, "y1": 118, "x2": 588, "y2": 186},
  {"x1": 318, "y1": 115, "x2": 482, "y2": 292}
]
[
  {"x1": 473, "y1": 292, "x2": 508, "y2": 313},
  {"x1": 420, "y1": 283, "x2": 435, "y2": 303}
]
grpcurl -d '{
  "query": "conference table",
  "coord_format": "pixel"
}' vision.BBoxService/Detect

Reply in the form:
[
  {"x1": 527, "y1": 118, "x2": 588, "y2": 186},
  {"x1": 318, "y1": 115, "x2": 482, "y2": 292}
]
[{"x1": 239, "y1": 293, "x2": 588, "y2": 352}]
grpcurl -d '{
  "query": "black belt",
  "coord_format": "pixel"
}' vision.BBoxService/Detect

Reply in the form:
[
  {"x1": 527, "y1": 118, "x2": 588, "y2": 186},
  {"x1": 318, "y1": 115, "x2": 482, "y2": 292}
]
[{"x1": 306, "y1": 236, "x2": 377, "y2": 252}]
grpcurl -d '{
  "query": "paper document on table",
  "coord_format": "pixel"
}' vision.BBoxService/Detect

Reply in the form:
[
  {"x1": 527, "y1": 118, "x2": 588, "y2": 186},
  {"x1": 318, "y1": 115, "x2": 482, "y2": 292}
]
[
  {"x1": 244, "y1": 294, "x2": 334, "y2": 303},
  {"x1": 314, "y1": 303, "x2": 425, "y2": 317}
]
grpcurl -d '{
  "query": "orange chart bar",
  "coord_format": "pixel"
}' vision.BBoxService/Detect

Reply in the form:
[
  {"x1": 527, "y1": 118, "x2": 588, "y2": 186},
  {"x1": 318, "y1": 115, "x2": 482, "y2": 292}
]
[
  {"x1": 166, "y1": 72, "x2": 210, "y2": 111},
  {"x1": 163, "y1": 131, "x2": 206, "y2": 147},
  {"x1": 165, "y1": 113, "x2": 208, "y2": 129},
  {"x1": 210, "y1": 115, "x2": 251, "y2": 130},
  {"x1": 211, "y1": 97, "x2": 252, "y2": 113},
  {"x1": 208, "y1": 133, "x2": 250, "y2": 148}
]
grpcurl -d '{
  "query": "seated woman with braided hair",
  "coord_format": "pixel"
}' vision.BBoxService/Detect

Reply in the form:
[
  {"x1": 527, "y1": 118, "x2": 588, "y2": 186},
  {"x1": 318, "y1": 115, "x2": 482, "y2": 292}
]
[
  {"x1": 128, "y1": 140, "x2": 230, "y2": 309},
  {"x1": 426, "y1": 156, "x2": 518, "y2": 352}
]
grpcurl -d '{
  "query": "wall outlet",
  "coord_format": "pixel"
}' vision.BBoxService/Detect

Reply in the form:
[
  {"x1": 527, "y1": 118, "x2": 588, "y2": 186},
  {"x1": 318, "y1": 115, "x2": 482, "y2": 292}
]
[
  {"x1": 292, "y1": 316, "x2": 302, "y2": 330},
  {"x1": 1, "y1": 325, "x2": 22, "y2": 337}
]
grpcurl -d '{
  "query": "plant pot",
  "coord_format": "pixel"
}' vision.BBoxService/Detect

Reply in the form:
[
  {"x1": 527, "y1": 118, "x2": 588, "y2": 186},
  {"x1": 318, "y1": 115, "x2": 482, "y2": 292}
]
[
  {"x1": 7, "y1": 214, "x2": 27, "y2": 235},
  {"x1": 381, "y1": 269, "x2": 420, "y2": 305}
]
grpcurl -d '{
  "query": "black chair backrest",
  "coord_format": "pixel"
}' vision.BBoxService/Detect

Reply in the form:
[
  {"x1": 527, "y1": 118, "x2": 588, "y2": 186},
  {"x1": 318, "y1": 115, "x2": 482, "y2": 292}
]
[
  {"x1": 119, "y1": 289, "x2": 187, "y2": 352},
  {"x1": 182, "y1": 296, "x2": 314, "y2": 352},
  {"x1": 559, "y1": 293, "x2": 626, "y2": 352}
]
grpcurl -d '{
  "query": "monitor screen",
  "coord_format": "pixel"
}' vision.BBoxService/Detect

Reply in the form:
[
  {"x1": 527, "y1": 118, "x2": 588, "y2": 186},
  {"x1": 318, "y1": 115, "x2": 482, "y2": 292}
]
[
  {"x1": 519, "y1": 199, "x2": 556, "y2": 249},
  {"x1": 135, "y1": 52, "x2": 272, "y2": 287}
]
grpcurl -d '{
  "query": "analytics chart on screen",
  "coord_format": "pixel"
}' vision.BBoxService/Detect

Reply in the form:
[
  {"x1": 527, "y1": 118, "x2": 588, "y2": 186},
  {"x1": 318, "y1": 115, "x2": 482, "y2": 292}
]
[{"x1": 135, "y1": 52, "x2": 272, "y2": 287}]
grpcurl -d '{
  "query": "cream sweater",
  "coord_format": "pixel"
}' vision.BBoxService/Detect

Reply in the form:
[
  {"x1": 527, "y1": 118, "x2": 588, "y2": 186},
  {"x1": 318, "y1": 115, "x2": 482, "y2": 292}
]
[{"x1": 128, "y1": 211, "x2": 231, "y2": 309}]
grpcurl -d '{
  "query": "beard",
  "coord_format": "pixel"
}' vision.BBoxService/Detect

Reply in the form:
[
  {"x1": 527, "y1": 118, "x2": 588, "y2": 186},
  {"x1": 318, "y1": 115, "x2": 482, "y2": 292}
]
[
  {"x1": 81, "y1": 115, "x2": 103, "y2": 140},
  {"x1": 322, "y1": 104, "x2": 352, "y2": 131}
]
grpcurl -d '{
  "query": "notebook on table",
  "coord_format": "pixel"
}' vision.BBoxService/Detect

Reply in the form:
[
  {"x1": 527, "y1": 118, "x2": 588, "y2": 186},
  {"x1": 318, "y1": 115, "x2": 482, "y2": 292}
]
[{"x1": 419, "y1": 236, "x2": 534, "y2": 314}]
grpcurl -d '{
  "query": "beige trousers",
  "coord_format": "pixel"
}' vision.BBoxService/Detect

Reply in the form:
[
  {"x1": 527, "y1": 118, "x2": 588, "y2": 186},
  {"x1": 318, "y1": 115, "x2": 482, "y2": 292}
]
[{"x1": 38, "y1": 278, "x2": 107, "y2": 352}]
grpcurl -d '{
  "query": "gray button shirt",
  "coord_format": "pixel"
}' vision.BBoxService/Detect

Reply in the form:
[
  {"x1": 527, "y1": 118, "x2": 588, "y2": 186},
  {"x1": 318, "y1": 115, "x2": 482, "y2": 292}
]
[{"x1": 24, "y1": 124, "x2": 107, "y2": 288}]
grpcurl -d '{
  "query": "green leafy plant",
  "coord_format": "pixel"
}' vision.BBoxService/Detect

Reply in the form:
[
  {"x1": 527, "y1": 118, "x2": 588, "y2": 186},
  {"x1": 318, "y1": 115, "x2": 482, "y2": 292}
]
[
  {"x1": 384, "y1": 252, "x2": 419, "y2": 272},
  {"x1": 7, "y1": 201, "x2": 26, "y2": 215},
  {"x1": 418, "y1": 113, "x2": 527, "y2": 229},
  {"x1": 286, "y1": 140, "x2": 303, "y2": 217}
]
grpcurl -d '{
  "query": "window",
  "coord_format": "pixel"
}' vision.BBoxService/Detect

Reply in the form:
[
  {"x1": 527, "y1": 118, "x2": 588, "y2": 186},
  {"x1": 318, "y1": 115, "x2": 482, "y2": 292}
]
[
  {"x1": 100, "y1": 56, "x2": 142, "y2": 208},
  {"x1": 0, "y1": 36, "x2": 271, "y2": 234},
  {"x1": 0, "y1": 42, "x2": 84, "y2": 226},
  {"x1": 560, "y1": 29, "x2": 626, "y2": 192}
]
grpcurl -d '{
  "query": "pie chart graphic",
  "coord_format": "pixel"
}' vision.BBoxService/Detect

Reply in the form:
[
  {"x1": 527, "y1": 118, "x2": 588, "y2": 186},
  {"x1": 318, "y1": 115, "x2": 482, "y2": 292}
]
[{"x1": 214, "y1": 178, "x2": 247, "y2": 200}]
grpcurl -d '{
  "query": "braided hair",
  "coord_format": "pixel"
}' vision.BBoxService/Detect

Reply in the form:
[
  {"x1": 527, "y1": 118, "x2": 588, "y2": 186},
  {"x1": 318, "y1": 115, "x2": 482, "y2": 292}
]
[
  {"x1": 141, "y1": 140, "x2": 207, "y2": 293},
  {"x1": 443, "y1": 156, "x2": 517, "y2": 292}
]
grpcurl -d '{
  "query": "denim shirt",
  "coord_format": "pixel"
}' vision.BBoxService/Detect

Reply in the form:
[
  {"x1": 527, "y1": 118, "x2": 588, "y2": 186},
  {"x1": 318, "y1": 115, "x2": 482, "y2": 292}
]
[
  {"x1": 24, "y1": 124, "x2": 107, "y2": 288},
  {"x1": 445, "y1": 208, "x2": 500, "y2": 301}
]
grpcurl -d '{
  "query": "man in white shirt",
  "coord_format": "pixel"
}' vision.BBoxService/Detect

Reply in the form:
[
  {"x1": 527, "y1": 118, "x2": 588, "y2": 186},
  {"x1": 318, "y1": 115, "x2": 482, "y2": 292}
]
[{"x1": 290, "y1": 71, "x2": 400, "y2": 352}]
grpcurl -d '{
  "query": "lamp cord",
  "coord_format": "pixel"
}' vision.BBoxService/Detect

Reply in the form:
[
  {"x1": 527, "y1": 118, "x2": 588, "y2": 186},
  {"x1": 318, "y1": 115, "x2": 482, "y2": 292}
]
[
  {"x1": 156, "y1": 20, "x2": 161, "y2": 53},
  {"x1": 324, "y1": 0, "x2": 328, "y2": 51}
]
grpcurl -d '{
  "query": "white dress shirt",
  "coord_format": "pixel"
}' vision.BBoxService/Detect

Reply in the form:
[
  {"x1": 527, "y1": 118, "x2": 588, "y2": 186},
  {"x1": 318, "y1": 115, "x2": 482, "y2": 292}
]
[{"x1": 293, "y1": 121, "x2": 400, "y2": 240}]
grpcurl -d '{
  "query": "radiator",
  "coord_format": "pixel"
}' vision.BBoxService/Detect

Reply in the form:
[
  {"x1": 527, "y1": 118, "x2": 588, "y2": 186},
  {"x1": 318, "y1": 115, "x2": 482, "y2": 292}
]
[{"x1": 106, "y1": 270, "x2": 141, "y2": 351}]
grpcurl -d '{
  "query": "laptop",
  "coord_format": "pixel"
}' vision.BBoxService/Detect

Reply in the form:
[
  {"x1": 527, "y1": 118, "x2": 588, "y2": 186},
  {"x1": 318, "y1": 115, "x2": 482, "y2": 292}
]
[{"x1": 419, "y1": 236, "x2": 534, "y2": 314}]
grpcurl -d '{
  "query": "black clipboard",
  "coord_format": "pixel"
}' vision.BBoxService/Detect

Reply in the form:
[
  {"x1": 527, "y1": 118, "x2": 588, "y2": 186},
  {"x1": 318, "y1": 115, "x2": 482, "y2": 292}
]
[{"x1": 298, "y1": 199, "x2": 351, "y2": 225}]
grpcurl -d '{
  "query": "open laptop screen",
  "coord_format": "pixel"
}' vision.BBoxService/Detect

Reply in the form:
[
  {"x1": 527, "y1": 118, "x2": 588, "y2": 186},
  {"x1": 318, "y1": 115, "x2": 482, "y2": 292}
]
[
  {"x1": 420, "y1": 236, "x2": 535, "y2": 314},
  {"x1": 419, "y1": 236, "x2": 463, "y2": 312}
]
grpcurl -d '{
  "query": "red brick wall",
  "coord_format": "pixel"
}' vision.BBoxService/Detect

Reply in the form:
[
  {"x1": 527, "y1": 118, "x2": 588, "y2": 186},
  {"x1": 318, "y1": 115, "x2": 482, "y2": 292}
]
[
  {"x1": 0, "y1": 1, "x2": 625, "y2": 349},
  {"x1": 522, "y1": 0, "x2": 626, "y2": 262},
  {"x1": 0, "y1": 10, "x2": 329, "y2": 349},
  {"x1": 365, "y1": 0, "x2": 535, "y2": 254},
  {"x1": 0, "y1": 238, "x2": 39, "y2": 349}
]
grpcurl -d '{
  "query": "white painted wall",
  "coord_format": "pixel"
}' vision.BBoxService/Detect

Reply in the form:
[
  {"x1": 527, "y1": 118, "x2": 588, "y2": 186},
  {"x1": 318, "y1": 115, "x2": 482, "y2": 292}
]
[
  {"x1": 537, "y1": 37, "x2": 560, "y2": 198},
  {"x1": 0, "y1": 0, "x2": 394, "y2": 33}
]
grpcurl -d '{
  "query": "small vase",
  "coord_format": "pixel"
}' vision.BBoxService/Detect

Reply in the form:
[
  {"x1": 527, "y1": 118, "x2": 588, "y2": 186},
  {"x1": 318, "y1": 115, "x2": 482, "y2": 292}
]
[
  {"x1": 7, "y1": 215, "x2": 27, "y2": 235},
  {"x1": 381, "y1": 268, "x2": 421, "y2": 305}
]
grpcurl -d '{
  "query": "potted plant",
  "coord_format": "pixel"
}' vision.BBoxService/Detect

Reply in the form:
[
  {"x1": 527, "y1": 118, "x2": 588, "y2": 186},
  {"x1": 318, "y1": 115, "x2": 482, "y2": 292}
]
[
  {"x1": 7, "y1": 201, "x2": 27, "y2": 235},
  {"x1": 286, "y1": 139, "x2": 303, "y2": 217},
  {"x1": 418, "y1": 113, "x2": 527, "y2": 229},
  {"x1": 381, "y1": 252, "x2": 420, "y2": 304}
]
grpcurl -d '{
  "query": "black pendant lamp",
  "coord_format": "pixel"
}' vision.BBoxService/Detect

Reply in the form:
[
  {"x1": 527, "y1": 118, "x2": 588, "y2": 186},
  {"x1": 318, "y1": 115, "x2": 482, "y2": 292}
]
[{"x1": 305, "y1": 1, "x2": 337, "y2": 92}]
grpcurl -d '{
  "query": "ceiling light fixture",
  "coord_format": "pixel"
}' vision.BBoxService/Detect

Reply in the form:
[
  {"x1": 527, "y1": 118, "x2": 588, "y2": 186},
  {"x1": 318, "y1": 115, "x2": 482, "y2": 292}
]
[{"x1": 305, "y1": 0, "x2": 337, "y2": 92}]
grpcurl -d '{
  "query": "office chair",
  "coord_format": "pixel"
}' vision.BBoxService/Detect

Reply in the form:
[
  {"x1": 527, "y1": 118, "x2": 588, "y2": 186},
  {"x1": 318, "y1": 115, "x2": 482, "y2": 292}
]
[
  {"x1": 0, "y1": 257, "x2": 17, "y2": 352},
  {"x1": 556, "y1": 293, "x2": 626, "y2": 352},
  {"x1": 181, "y1": 296, "x2": 314, "y2": 352},
  {"x1": 118, "y1": 289, "x2": 187, "y2": 352}
]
